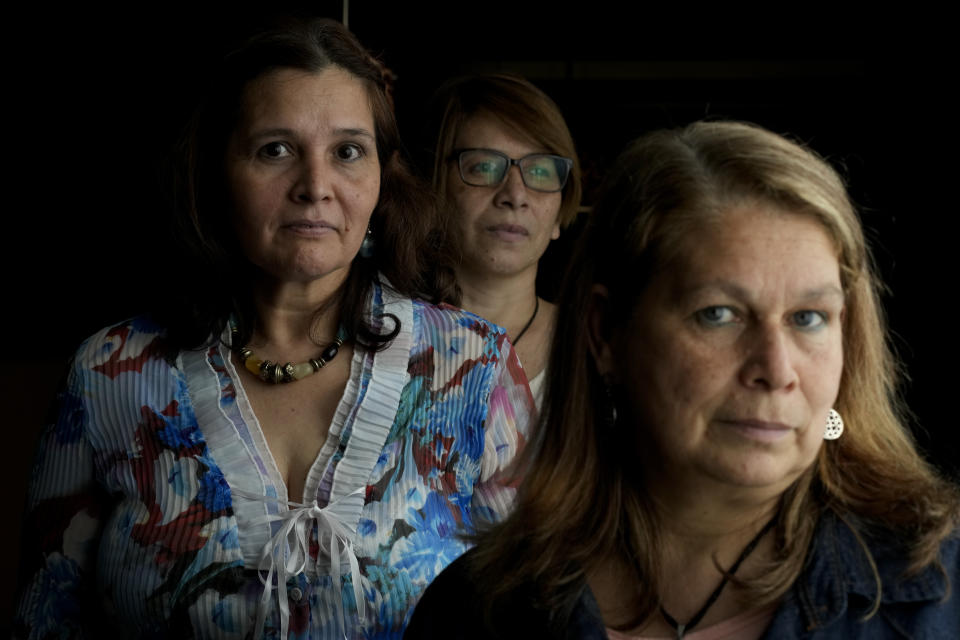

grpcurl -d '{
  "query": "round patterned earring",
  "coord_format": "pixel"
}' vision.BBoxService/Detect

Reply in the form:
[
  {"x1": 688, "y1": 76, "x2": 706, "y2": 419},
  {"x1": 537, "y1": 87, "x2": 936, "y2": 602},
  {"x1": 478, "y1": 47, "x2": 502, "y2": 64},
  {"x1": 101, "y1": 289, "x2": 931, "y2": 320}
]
[{"x1": 824, "y1": 408, "x2": 844, "y2": 440}]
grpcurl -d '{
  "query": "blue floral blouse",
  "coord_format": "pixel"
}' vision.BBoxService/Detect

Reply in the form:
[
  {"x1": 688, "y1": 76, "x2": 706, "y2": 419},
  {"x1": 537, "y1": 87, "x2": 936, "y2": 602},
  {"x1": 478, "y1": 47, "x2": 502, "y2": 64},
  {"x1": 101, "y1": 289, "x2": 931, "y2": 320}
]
[{"x1": 14, "y1": 282, "x2": 534, "y2": 639}]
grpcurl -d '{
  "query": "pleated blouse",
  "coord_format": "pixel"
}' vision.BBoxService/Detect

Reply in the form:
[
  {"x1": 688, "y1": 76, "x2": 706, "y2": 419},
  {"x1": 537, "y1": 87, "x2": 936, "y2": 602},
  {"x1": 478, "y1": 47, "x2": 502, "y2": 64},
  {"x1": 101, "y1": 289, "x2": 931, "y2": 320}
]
[{"x1": 14, "y1": 281, "x2": 534, "y2": 639}]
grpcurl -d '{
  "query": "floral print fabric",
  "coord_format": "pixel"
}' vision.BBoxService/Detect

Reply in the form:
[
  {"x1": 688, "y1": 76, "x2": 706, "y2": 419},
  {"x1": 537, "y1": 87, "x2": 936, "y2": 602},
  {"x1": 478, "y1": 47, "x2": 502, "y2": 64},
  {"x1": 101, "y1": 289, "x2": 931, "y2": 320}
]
[{"x1": 14, "y1": 284, "x2": 533, "y2": 639}]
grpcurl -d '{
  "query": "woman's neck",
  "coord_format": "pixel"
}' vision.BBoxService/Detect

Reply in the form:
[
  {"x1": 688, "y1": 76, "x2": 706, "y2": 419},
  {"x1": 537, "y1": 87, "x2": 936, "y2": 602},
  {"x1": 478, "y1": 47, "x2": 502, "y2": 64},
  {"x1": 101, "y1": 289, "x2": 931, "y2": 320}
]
[
  {"x1": 655, "y1": 500, "x2": 778, "y2": 635},
  {"x1": 456, "y1": 267, "x2": 539, "y2": 336},
  {"x1": 249, "y1": 275, "x2": 345, "y2": 358},
  {"x1": 456, "y1": 266, "x2": 555, "y2": 380},
  {"x1": 653, "y1": 479, "x2": 781, "y2": 537},
  {"x1": 589, "y1": 484, "x2": 780, "y2": 635}
]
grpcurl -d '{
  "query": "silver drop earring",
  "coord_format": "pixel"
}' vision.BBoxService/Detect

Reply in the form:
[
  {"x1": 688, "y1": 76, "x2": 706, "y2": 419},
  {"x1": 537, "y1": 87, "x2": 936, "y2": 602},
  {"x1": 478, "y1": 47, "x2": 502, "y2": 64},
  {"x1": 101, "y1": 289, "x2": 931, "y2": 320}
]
[
  {"x1": 601, "y1": 377, "x2": 618, "y2": 429},
  {"x1": 359, "y1": 226, "x2": 375, "y2": 258},
  {"x1": 824, "y1": 408, "x2": 844, "y2": 440}
]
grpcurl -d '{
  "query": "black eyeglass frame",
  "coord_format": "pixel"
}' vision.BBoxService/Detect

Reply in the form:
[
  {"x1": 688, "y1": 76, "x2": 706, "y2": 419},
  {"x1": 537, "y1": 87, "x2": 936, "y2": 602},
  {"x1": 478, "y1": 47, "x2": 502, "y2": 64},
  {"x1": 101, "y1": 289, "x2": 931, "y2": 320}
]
[{"x1": 452, "y1": 148, "x2": 574, "y2": 193}]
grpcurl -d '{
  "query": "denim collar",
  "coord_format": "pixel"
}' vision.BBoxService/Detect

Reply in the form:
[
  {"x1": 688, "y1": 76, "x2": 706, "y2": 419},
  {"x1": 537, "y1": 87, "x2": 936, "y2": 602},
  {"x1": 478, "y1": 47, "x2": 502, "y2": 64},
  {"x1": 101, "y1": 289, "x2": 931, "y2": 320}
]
[
  {"x1": 779, "y1": 511, "x2": 950, "y2": 634},
  {"x1": 569, "y1": 512, "x2": 953, "y2": 638}
]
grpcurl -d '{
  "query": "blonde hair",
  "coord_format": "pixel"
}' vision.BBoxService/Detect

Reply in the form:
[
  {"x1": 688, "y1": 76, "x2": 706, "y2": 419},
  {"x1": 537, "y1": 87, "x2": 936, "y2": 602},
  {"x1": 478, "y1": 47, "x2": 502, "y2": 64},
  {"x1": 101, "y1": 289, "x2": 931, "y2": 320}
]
[{"x1": 470, "y1": 120, "x2": 959, "y2": 629}]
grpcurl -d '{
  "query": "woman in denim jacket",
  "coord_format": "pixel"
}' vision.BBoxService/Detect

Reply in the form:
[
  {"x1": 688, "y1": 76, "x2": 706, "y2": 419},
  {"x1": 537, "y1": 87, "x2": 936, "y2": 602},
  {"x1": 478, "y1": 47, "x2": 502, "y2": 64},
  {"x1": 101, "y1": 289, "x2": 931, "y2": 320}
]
[{"x1": 405, "y1": 121, "x2": 960, "y2": 639}]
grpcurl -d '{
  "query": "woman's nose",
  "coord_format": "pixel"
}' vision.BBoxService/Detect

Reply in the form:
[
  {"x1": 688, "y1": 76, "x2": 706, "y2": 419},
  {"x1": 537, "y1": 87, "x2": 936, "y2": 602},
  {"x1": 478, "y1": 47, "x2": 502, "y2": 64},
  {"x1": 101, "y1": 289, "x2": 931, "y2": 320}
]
[
  {"x1": 493, "y1": 165, "x2": 529, "y2": 209},
  {"x1": 292, "y1": 158, "x2": 333, "y2": 203},
  {"x1": 739, "y1": 325, "x2": 799, "y2": 392}
]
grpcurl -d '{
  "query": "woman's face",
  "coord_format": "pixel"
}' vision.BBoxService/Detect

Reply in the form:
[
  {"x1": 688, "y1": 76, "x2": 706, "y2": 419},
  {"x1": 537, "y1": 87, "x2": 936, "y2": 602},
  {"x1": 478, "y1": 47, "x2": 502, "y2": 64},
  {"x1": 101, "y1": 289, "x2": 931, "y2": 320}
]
[
  {"x1": 226, "y1": 66, "x2": 380, "y2": 284},
  {"x1": 592, "y1": 204, "x2": 845, "y2": 497},
  {"x1": 446, "y1": 113, "x2": 562, "y2": 281}
]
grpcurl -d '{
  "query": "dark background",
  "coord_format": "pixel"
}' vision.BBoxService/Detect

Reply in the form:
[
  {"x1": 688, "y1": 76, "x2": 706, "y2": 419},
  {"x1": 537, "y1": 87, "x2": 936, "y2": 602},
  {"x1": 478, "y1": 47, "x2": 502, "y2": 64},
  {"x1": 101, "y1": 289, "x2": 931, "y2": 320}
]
[{"x1": 4, "y1": 2, "x2": 955, "y2": 627}]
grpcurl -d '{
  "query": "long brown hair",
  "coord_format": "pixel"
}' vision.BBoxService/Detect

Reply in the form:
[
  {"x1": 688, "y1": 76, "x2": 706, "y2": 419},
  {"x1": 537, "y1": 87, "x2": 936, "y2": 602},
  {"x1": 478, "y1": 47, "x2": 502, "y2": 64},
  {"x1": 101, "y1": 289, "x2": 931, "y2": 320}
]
[
  {"x1": 470, "y1": 120, "x2": 959, "y2": 628},
  {"x1": 164, "y1": 16, "x2": 456, "y2": 350}
]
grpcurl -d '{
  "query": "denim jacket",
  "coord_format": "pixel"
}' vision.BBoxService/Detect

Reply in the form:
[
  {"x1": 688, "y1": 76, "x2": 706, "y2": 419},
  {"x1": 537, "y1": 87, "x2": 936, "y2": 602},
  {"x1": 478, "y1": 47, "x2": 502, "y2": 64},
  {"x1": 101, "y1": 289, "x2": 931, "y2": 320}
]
[
  {"x1": 405, "y1": 513, "x2": 959, "y2": 639},
  {"x1": 759, "y1": 513, "x2": 959, "y2": 639}
]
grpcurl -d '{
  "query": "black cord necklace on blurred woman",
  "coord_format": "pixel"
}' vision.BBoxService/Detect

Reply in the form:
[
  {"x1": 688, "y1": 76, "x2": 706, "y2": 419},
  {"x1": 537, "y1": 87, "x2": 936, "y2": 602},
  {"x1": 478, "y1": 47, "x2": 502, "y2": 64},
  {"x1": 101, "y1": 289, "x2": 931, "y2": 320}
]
[
  {"x1": 660, "y1": 517, "x2": 776, "y2": 639},
  {"x1": 511, "y1": 297, "x2": 539, "y2": 346}
]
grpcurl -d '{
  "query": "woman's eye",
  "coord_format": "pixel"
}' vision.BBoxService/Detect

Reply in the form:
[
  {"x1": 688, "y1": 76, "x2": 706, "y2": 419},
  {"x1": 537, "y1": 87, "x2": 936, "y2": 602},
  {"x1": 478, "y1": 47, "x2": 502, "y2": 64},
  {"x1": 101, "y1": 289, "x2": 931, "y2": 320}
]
[
  {"x1": 792, "y1": 310, "x2": 827, "y2": 330},
  {"x1": 696, "y1": 306, "x2": 736, "y2": 327},
  {"x1": 526, "y1": 166, "x2": 552, "y2": 179},
  {"x1": 524, "y1": 160, "x2": 556, "y2": 179},
  {"x1": 469, "y1": 161, "x2": 499, "y2": 177},
  {"x1": 259, "y1": 141, "x2": 292, "y2": 159},
  {"x1": 336, "y1": 143, "x2": 364, "y2": 162}
]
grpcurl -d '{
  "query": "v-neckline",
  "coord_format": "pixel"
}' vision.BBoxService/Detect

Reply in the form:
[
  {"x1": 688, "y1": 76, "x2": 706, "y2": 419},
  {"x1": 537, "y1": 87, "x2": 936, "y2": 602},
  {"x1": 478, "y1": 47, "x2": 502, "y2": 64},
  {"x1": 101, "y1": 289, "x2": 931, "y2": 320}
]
[
  {"x1": 179, "y1": 281, "x2": 414, "y2": 569},
  {"x1": 220, "y1": 341, "x2": 361, "y2": 506}
]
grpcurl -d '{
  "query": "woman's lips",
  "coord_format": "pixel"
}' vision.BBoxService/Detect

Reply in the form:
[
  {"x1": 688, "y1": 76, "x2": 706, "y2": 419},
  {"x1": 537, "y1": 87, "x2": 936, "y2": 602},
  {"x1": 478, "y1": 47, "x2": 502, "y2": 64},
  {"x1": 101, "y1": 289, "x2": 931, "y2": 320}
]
[
  {"x1": 717, "y1": 419, "x2": 794, "y2": 442},
  {"x1": 485, "y1": 223, "x2": 528, "y2": 241},
  {"x1": 282, "y1": 220, "x2": 336, "y2": 237}
]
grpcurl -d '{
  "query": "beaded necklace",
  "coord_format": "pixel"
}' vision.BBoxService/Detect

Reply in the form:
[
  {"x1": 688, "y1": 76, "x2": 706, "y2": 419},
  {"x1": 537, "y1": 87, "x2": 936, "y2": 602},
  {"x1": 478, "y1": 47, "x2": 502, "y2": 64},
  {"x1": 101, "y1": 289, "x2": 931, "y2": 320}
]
[{"x1": 231, "y1": 323, "x2": 348, "y2": 385}]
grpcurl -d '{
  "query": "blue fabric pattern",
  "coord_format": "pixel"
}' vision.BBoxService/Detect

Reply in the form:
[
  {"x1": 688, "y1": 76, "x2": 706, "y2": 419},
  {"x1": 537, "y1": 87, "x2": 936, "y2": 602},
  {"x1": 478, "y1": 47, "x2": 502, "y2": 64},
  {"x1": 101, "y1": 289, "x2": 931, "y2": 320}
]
[{"x1": 14, "y1": 283, "x2": 534, "y2": 640}]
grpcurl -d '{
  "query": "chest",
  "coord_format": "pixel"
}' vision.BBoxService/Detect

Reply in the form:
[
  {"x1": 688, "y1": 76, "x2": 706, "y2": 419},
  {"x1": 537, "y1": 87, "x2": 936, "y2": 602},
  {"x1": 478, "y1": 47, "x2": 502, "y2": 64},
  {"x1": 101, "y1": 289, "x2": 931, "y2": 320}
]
[
  {"x1": 236, "y1": 346, "x2": 352, "y2": 502},
  {"x1": 510, "y1": 300, "x2": 557, "y2": 382},
  {"x1": 89, "y1": 330, "x2": 496, "y2": 631}
]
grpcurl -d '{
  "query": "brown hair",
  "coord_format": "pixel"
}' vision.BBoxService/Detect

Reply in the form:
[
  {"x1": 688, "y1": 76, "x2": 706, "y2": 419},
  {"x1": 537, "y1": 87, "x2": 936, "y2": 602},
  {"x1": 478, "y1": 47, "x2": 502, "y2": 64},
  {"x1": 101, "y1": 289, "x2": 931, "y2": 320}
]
[
  {"x1": 470, "y1": 120, "x2": 959, "y2": 628},
  {"x1": 427, "y1": 73, "x2": 582, "y2": 229},
  {"x1": 165, "y1": 16, "x2": 455, "y2": 350}
]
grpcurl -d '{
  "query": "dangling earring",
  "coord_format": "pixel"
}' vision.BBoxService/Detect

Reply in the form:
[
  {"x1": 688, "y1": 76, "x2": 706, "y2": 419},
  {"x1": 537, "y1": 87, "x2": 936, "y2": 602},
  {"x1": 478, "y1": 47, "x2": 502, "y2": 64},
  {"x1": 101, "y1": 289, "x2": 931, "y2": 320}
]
[
  {"x1": 601, "y1": 376, "x2": 618, "y2": 430},
  {"x1": 359, "y1": 226, "x2": 375, "y2": 258},
  {"x1": 824, "y1": 408, "x2": 844, "y2": 440}
]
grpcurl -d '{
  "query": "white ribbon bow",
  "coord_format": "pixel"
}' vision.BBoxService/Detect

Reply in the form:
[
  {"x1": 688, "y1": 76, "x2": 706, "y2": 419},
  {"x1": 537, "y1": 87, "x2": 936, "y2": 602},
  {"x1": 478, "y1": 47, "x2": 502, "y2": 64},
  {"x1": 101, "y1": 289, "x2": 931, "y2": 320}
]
[{"x1": 231, "y1": 487, "x2": 366, "y2": 638}]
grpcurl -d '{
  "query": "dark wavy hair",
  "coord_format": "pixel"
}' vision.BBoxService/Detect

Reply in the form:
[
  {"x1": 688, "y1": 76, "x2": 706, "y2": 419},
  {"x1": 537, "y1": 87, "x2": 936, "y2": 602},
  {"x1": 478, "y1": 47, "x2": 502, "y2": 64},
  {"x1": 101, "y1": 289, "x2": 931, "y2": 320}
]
[{"x1": 163, "y1": 16, "x2": 456, "y2": 351}]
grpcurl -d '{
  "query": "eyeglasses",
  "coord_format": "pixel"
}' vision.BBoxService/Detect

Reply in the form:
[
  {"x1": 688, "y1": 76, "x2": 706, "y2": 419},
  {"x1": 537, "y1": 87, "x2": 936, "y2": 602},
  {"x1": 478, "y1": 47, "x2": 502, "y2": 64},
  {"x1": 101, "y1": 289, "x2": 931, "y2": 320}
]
[{"x1": 453, "y1": 148, "x2": 573, "y2": 193}]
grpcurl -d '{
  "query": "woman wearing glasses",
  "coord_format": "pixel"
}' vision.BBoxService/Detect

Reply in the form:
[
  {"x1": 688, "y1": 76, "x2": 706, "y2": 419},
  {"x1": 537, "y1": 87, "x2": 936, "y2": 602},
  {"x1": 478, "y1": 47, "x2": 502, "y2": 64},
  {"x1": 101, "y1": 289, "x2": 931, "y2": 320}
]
[{"x1": 427, "y1": 74, "x2": 582, "y2": 410}]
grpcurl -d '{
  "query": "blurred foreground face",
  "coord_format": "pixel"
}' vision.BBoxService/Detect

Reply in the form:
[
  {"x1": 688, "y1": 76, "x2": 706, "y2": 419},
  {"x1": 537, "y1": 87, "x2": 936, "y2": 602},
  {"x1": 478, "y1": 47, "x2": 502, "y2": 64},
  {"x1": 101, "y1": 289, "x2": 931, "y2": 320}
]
[
  {"x1": 447, "y1": 113, "x2": 562, "y2": 279},
  {"x1": 227, "y1": 66, "x2": 381, "y2": 284},
  {"x1": 607, "y1": 205, "x2": 845, "y2": 496}
]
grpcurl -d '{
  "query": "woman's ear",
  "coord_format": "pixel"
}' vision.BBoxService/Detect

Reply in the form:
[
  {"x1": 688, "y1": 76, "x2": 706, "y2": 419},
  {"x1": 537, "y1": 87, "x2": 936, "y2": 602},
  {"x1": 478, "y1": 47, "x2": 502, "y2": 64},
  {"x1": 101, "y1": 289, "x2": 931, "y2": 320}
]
[{"x1": 586, "y1": 284, "x2": 616, "y2": 378}]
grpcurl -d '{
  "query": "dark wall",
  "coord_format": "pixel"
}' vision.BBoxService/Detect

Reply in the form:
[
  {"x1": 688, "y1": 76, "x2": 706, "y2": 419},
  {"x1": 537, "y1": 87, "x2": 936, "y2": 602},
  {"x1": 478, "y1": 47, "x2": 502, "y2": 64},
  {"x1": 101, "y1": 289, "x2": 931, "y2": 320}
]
[{"x1": 4, "y1": 2, "x2": 955, "y2": 627}]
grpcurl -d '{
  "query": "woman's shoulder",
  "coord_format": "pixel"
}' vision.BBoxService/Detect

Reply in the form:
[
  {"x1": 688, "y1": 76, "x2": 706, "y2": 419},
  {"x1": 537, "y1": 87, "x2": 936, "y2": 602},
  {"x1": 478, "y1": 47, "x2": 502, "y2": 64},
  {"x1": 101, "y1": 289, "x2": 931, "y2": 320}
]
[
  {"x1": 405, "y1": 549, "x2": 605, "y2": 640},
  {"x1": 409, "y1": 300, "x2": 524, "y2": 382},
  {"x1": 807, "y1": 512, "x2": 959, "y2": 617},
  {"x1": 405, "y1": 549, "x2": 504, "y2": 638},
  {"x1": 72, "y1": 315, "x2": 174, "y2": 372},
  {"x1": 764, "y1": 514, "x2": 960, "y2": 638},
  {"x1": 411, "y1": 299, "x2": 508, "y2": 339},
  {"x1": 403, "y1": 550, "x2": 481, "y2": 637},
  {"x1": 407, "y1": 301, "x2": 518, "y2": 391}
]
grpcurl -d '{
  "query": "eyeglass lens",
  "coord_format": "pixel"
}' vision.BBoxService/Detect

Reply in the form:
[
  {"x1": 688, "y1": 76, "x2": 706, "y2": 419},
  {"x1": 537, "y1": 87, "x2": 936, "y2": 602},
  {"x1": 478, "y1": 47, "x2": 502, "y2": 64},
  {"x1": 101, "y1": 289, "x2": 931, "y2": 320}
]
[{"x1": 458, "y1": 149, "x2": 569, "y2": 192}]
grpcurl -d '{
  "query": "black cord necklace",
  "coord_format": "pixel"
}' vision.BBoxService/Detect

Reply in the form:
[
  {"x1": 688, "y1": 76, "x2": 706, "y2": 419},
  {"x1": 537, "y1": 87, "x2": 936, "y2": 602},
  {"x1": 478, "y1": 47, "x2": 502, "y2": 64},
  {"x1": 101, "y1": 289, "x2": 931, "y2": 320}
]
[
  {"x1": 660, "y1": 517, "x2": 776, "y2": 639},
  {"x1": 511, "y1": 297, "x2": 539, "y2": 346}
]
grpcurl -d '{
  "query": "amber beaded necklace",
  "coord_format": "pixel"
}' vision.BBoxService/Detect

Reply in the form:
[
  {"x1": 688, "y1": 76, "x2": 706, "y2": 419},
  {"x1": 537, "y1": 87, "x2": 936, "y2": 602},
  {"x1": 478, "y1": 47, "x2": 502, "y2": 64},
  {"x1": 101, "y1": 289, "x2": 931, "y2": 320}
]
[{"x1": 231, "y1": 323, "x2": 348, "y2": 385}]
